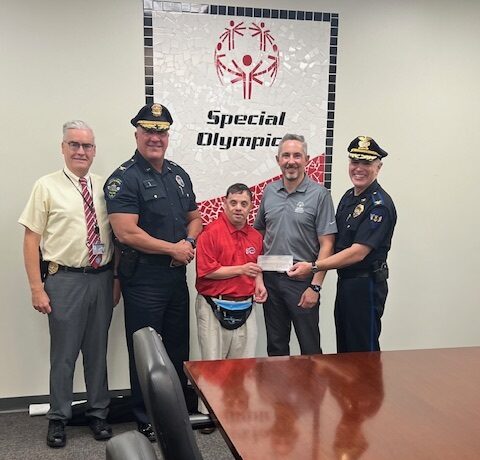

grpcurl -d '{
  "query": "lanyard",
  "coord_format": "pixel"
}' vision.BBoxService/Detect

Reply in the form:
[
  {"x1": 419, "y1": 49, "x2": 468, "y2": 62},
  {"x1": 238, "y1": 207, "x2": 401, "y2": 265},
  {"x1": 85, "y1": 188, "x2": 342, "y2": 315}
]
[
  {"x1": 63, "y1": 170, "x2": 99, "y2": 234},
  {"x1": 63, "y1": 170, "x2": 96, "y2": 213}
]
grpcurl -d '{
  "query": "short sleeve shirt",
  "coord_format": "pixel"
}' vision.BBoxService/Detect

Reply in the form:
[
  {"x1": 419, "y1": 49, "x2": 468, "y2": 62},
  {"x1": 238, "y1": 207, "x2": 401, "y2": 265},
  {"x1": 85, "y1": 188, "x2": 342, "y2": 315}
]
[
  {"x1": 104, "y1": 151, "x2": 197, "y2": 243},
  {"x1": 335, "y1": 180, "x2": 397, "y2": 269},
  {"x1": 254, "y1": 175, "x2": 337, "y2": 262},
  {"x1": 196, "y1": 213, "x2": 263, "y2": 297},
  {"x1": 18, "y1": 168, "x2": 113, "y2": 267}
]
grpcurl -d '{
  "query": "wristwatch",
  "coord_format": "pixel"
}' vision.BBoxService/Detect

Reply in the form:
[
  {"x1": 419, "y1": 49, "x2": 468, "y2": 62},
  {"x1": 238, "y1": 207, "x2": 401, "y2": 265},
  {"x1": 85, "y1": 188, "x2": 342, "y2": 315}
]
[
  {"x1": 311, "y1": 261, "x2": 321, "y2": 273},
  {"x1": 309, "y1": 284, "x2": 322, "y2": 293},
  {"x1": 185, "y1": 237, "x2": 196, "y2": 248}
]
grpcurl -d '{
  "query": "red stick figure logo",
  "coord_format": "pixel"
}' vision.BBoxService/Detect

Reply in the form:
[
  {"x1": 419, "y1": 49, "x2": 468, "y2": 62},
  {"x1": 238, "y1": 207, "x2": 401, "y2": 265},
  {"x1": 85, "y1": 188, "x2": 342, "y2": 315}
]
[{"x1": 214, "y1": 20, "x2": 280, "y2": 100}]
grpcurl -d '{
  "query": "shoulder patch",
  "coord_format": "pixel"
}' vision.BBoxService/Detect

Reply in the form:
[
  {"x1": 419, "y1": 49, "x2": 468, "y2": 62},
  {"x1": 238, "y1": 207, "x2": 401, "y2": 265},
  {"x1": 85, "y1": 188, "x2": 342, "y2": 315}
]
[
  {"x1": 106, "y1": 177, "x2": 122, "y2": 199},
  {"x1": 369, "y1": 207, "x2": 385, "y2": 229}
]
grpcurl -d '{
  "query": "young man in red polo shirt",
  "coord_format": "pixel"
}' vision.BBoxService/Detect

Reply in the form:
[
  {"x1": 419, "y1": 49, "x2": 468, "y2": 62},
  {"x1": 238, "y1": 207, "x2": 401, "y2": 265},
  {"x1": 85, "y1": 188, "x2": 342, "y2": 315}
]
[{"x1": 195, "y1": 183, "x2": 267, "y2": 427}]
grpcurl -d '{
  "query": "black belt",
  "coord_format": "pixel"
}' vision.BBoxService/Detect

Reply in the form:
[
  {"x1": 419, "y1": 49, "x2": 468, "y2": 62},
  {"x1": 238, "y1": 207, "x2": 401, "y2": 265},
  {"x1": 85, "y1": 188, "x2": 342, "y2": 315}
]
[
  {"x1": 337, "y1": 268, "x2": 372, "y2": 279},
  {"x1": 56, "y1": 261, "x2": 112, "y2": 274},
  {"x1": 137, "y1": 254, "x2": 172, "y2": 266},
  {"x1": 211, "y1": 295, "x2": 252, "y2": 301}
]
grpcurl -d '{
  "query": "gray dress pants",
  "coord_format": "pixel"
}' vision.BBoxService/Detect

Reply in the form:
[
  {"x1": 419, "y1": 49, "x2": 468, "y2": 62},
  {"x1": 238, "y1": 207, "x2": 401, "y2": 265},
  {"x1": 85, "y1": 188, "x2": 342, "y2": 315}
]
[
  {"x1": 262, "y1": 271, "x2": 321, "y2": 356},
  {"x1": 45, "y1": 269, "x2": 113, "y2": 421}
]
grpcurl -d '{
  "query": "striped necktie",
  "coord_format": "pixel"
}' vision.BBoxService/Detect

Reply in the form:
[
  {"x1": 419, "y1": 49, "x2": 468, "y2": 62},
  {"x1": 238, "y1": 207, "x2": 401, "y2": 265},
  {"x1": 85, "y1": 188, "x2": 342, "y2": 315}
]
[{"x1": 79, "y1": 177, "x2": 100, "y2": 268}]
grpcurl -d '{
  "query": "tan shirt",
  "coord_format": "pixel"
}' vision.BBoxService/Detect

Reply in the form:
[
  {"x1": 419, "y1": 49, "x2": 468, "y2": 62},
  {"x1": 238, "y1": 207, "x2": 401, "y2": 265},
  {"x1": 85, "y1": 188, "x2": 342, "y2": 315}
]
[{"x1": 18, "y1": 168, "x2": 113, "y2": 267}]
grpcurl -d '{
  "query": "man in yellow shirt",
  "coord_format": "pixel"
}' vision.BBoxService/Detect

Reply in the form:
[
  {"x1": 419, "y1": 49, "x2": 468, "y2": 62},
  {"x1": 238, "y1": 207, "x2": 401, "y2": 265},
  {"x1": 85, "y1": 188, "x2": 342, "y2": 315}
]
[{"x1": 19, "y1": 120, "x2": 119, "y2": 447}]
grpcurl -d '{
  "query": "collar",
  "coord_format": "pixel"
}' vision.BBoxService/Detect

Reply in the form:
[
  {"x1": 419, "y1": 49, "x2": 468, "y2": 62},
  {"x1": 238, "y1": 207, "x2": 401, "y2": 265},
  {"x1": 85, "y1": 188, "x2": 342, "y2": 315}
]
[
  {"x1": 220, "y1": 212, "x2": 249, "y2": 235},
  {"x1": 63, "y1": 166, "x2": 90, "y2": 183},
  {"x1": 134, "y1": 150, "x2": 172, "y2": 174},
  {"x1": 276, "y1": 174, "x2": 310, "y2": 194},
  {"x1": 348, "y1": 180, "x2": 379, "y2": 201},
  {"x1": 357, "y1": 180, "x2": 379, "y2": 198}
]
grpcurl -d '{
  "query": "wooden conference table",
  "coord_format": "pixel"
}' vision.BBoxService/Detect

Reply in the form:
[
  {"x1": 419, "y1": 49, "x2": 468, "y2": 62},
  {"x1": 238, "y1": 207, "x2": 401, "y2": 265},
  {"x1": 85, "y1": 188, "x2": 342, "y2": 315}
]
[{"x1": 184, "y1": 347, "x2": 480, "y2": 459}]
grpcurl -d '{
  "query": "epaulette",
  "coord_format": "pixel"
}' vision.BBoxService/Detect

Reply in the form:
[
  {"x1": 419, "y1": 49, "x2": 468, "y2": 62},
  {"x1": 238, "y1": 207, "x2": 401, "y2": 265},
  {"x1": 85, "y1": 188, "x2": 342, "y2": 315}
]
[
  {"x1": 116, "y1": 157, "x2": 137, "y2": 174},
  {"x1": 370, "y1": 189, "x2": 384, "y2": 207},
  {"x1": 166, "y1": 159, "x2": 186, "y2": 174}
]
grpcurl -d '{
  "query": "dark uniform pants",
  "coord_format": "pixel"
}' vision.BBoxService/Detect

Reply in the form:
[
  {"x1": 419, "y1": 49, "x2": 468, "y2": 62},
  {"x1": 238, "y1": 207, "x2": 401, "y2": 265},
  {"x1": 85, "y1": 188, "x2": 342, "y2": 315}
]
[
  {"x1": 121, "y1": 263, "x2": 190, "y2": 424},
  {"x1": 263, "y1": 272, "x2": 321, "y2": 356},
  {"x1": 334, "y1": 276, "x2": 388, "y2": 353}
]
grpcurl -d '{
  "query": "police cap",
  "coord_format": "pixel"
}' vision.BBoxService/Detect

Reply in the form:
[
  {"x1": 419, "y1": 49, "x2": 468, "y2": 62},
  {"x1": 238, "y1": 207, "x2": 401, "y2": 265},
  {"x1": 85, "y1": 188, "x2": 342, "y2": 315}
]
[
  {"x1": 348, "y1": 136, "x2": 388, "y2": 161},
  {"x1": 131, "y1": 103, "x2": 173, "y2": 131}
]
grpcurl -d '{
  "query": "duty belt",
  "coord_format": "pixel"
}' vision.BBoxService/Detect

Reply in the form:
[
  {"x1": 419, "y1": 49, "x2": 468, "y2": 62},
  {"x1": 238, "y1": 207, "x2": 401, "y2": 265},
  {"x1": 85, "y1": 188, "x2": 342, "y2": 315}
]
[
  {"x1": 137, "y1": 254, "x2": 172, "y2": 266},
  {"x1": 338, "y1": 261, "x2": 388, "y2": 280},
  {"x1": 337, "y1": 269, "x2": 372, "y2": 279}
]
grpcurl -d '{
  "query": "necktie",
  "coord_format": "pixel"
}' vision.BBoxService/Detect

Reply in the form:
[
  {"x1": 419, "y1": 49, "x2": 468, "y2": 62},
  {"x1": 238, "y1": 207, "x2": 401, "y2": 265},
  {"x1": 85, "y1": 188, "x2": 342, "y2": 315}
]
[{"x1": 79, "y1": 177, "x2": 100, "y2": 268}]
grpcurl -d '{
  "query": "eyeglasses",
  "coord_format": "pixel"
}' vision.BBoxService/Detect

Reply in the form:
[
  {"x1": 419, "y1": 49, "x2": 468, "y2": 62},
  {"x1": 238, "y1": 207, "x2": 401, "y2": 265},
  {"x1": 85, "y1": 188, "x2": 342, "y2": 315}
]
[{"x1": 64, "y1": 141, "x2": 95, "y2": 152}]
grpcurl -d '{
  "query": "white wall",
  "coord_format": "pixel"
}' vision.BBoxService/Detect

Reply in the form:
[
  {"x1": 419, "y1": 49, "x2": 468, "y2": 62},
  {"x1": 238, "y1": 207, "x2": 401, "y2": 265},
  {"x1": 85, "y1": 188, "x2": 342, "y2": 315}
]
[{"x1": 1, "y1": 0, "x2": 479, "y2": 399}]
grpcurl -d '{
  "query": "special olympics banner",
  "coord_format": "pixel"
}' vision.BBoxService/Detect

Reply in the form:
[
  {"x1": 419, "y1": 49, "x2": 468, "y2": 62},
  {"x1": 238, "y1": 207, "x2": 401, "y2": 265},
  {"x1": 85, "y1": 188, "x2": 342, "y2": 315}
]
[{"x1": 142, "y1": 2, "x2": 339, "y2": 224}]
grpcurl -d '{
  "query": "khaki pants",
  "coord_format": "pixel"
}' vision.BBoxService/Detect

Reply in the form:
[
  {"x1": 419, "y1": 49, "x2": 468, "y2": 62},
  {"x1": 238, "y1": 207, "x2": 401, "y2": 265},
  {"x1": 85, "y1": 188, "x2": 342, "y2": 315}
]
[{"x1": 195, "y1": 294, "x2": 258, "y2": 414}]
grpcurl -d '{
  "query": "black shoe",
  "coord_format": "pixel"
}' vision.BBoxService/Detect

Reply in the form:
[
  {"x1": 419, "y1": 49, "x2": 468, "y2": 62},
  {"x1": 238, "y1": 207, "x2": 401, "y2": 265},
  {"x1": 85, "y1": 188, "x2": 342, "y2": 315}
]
[
  {"x1": 199, "y1": 426, "x2": 216, "y2": 435},
  {"x1": 47, "y1": 420, "x2": 66, "y2": 448},
  {"x1": 137, "y1": 422, "x2": 156, "y2": 442},
  {"x1": 89, "y1": 417, "x2": 113, "y2": 440}
]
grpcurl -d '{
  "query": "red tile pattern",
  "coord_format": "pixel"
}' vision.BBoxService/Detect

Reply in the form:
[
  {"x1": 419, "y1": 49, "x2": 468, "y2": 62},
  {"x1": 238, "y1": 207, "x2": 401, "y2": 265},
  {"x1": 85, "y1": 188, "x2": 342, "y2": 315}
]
[{"x1": 197, "y1": 154, "x2": 325, "y2": 225}]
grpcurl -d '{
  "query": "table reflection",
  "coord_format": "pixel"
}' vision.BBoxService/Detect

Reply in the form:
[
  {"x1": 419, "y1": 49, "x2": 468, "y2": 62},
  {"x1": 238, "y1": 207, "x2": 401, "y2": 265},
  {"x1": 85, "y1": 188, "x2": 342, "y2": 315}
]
[
  {"x1": 317, "y1": 353, "x2": 384, "y2": 459},
  {"x1": 255, "y1": 358, "x2": 328, "y2": 458}
]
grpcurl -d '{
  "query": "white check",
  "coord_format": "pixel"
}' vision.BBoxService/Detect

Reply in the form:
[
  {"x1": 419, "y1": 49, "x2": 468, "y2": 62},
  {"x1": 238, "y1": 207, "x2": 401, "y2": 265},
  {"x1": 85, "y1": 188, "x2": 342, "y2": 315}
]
[{"x1": 257, "y1": 255, "x2": 293, "y2": 272}]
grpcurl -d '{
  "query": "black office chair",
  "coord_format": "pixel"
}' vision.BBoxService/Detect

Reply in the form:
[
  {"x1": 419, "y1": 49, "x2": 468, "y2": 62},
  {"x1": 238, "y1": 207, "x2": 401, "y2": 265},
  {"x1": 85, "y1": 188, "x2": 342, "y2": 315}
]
[
  {"x1": 133, "y1": 326, "x2": 204, "y2": 460},
  {"x1": 106, "y1": 430, "x2": 158, "y2": 460}
]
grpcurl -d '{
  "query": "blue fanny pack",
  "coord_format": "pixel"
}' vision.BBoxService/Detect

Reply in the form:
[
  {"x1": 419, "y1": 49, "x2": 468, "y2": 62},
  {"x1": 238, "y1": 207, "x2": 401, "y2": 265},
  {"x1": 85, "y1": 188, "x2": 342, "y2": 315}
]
[
  {"x1": 211, "y1": 298, "x2": 252, "y2": 311},
  {"x1": 204, "y1": 296, "x2": 253, "y2": 330}
]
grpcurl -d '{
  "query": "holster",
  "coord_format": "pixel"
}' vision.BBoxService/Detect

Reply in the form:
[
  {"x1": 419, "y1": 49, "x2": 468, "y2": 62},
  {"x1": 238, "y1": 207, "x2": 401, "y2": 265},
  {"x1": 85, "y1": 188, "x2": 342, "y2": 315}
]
[
  {"x1": 117, "y1": 243, "x2": 139, "y2": 279},
  {"x1": 39, "y1": 248, "x2": 48, "y2": 282},
  {"x1": 372, "y1": 261, "x2": 389, "y2": 283}
]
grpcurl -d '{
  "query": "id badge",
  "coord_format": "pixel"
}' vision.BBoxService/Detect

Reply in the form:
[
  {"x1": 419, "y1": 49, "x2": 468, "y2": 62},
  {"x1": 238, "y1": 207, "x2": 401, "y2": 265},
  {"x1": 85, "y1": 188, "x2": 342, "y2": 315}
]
[{"x1": 93, "y1": 242, "x2": 105, "y2": 255}]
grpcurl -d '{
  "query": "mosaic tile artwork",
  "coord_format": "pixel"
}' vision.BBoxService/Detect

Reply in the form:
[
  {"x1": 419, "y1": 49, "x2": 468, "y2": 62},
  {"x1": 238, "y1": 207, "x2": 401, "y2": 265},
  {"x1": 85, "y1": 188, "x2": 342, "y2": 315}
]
[{"x1": 143, "y1": 2, "x2": 338, "y2": 224}]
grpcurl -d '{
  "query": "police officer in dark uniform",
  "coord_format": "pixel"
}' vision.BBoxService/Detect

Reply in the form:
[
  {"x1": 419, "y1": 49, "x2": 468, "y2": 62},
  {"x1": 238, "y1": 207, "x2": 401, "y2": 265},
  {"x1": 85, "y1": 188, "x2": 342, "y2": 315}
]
[
  {"x1": 104, "y1": 103, "x2": 202, "y2": 441},
  {"x1": 288, "y1": 136, "x2": 397, "y2": 353}
]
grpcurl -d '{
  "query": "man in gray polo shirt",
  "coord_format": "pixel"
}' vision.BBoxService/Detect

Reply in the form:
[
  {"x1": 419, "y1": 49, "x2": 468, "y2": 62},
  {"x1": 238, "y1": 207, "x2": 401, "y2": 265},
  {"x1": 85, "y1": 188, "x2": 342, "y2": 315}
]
[{"x1": 254, "y1": 133, "x2": 336, "y2": 356}]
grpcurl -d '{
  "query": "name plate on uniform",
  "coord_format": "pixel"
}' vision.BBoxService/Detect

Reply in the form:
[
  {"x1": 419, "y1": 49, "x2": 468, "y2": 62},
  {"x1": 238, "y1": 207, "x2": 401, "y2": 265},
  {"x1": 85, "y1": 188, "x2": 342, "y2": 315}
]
[{"x1": 257, "y1": 255, "x2": 293, "y2": 272}]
